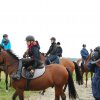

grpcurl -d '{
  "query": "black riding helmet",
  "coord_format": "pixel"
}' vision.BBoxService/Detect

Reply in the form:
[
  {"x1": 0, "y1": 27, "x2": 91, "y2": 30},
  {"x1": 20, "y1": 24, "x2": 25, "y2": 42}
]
[
  {"x1": 50, "y1": 37, "x2": 56, "y2": 41},
  {"x1": 91, "y1": 46, "x2": 100, "y2": 64},
  {"x1": 57, "y1": 42, "x2": 60, "y2": 45},
  {"x1": 26, "y1": 35, "x2": 35, "y2": 41},
  {"x1": 3, "y1": 34, "x2": 8, "y2": 37}
]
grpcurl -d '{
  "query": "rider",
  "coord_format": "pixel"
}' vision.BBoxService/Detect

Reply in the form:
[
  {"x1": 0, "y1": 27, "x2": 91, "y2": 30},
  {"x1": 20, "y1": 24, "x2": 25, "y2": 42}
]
[
  {"x1": 88, "y1": 46, "x2": 100, "y2": 100},
  {"x1": 12, "y1": 35, "x2": 42, "y2": 80},
  {"x1": 56, "y1": 42, "x2": 63, "y2": 57},
  {"x1": 45, "y1": 37, "x2": 59, "y2": 65},
  {"x1": 1, "y1": 34, "x2": 11, "y2": 50},
  {"x1": 80, "y1": 44, "x2": 89, "y2": 66}
]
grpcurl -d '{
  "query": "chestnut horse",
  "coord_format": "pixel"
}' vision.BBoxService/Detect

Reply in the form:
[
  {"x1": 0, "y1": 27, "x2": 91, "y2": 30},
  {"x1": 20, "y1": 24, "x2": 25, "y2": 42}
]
[
  {"x1": 39, "y1": 53, "x2": 82, "y2": 94},
  {"x1": 40, "y1": 53, "x2": 82, "y2": 85},
  {"x1": 77, "y1": 50, "x2": 93, "y2": 87},
  {"x1": 0, "y1": 47, "x2": 78, "y2": 100}
]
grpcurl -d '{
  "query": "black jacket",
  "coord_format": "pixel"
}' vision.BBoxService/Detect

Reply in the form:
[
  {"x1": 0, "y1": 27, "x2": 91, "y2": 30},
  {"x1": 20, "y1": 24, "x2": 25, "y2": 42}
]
[
  {"x1": 28, "y1": 45, "x2": 41, "y2": 68},
  {"x1": 46, "y1": 42, "x2": 57, "y2": 56},
  {"x1": 56, "y1": 46, "x2": 62, "y2": 57}
]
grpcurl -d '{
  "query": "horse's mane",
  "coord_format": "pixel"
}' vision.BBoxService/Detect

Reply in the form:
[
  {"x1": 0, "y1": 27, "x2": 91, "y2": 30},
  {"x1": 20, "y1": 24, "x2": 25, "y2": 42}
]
[{"x1": 6, "y1": 50, "x2": 19, "y2": 61}]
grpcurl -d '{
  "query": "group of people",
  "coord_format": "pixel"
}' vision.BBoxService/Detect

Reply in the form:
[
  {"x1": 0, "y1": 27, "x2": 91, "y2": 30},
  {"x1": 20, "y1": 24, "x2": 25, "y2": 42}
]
[
  {"x1": 0, "y1": 35, "x2": 63, "y2": 80},
  {"x1": 0, "y1": 34, "x2": 100, "y2": 100}
]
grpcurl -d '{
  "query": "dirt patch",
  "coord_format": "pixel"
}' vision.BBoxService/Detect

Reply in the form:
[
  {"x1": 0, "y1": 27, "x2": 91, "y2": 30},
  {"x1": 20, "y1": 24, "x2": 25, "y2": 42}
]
[{"x1": 25, "y1": 80, "x2": 94, "y2": 100}]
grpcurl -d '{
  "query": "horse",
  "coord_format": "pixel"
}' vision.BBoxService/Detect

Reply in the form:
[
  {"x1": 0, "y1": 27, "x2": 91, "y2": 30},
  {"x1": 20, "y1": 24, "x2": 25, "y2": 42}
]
[
  {"x1": 0, "y1": 46, "x2": 78, "y2": 100},
  {"x1": 77, "y1": 49, "x2": 93, "y2": 87},
  {"x1": 0, "y1": 64, "x2": 11, "y2": 92},
  {"x1": 40, "y1": 53, "x2": 83, "y2": 85},
  {"x1": 39, "y1": 53, "x2": 82, "y2": 94}
]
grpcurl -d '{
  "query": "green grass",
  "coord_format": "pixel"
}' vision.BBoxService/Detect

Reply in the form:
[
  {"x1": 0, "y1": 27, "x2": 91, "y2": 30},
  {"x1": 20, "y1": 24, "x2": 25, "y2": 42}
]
[{"x1": 0, "y1": 72, "x2": 31, "y2": 100}]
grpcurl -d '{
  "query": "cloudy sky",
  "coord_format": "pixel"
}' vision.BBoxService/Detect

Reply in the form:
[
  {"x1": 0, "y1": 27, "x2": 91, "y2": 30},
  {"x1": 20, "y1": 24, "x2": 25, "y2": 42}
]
[{"x1": 0, "y1": 0, "x2": 100, "y2": 58}]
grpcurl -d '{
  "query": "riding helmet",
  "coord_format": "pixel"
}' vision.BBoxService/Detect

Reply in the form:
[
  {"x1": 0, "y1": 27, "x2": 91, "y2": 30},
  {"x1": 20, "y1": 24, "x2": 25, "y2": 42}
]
[
  {"x1": 91, "y1": 46, "x2": 100, "y2": 64},
  {"x1": 26, "y1": 35, "x2": 35, "y2": 41}
]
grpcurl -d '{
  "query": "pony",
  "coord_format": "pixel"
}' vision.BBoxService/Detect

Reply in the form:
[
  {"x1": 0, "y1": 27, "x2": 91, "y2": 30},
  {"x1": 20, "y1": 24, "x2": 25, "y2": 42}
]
[
  {"x1": 77, "y1": 49, "x2": 93, "y2": 87},
  {"x1": 0, "y1": 46, "x2": 78, "y2": 100}
]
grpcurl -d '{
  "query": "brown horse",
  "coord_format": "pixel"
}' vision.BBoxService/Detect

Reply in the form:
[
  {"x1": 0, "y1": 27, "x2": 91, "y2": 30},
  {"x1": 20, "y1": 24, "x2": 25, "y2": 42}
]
[
  {"x1": 77, "y1": 50, "x2": 93, "y2": 87},
  {"x1": 39, "y1": 53, "x2": 82, "y2": 95},
  {"x1": 0, "y1": 65, "x2": 11, "y2": 92},
  {"x1": 40, "y1": 53, "x2": 82, "y2": 85},
  {"x1": 0, "y1": 47, "x2": 78, "y2": 100}
]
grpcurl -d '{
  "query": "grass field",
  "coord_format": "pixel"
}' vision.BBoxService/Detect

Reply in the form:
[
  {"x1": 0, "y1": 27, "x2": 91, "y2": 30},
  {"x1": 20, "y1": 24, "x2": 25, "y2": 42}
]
[
  {"x1": 0, "y1": 72, "x2": 32, "y2": 100},
  {"x1": 0, "y1": 71, "x2": 92, "y2": 100}
]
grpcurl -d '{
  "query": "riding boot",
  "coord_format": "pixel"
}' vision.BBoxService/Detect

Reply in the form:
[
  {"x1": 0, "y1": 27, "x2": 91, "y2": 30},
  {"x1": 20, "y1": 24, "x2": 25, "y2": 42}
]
[{"x1": 12, "y1": 59, "x2": 22, "y2": 80}]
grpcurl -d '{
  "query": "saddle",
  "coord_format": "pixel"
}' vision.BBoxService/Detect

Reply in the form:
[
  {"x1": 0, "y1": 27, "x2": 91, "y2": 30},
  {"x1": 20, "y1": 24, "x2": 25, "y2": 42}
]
[{"x1": 22, "y1": 64, "x2": 45, "y2": 79}]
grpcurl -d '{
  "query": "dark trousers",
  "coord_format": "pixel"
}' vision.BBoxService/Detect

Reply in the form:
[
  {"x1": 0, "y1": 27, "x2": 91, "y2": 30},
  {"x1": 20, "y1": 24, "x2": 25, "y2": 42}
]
[
  {"x1": 45, "y1": 55, "x2": 59, "y2": 65},
  {"x1": 95, "y1": 98, "x2": 100, "y2": 100}
]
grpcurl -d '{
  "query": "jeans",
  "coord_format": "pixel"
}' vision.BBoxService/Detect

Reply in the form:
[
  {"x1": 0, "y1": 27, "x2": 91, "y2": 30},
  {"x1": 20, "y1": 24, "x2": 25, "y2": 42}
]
[{"x1": 45, "y1": 55, "x2": 59, "y2": 65}]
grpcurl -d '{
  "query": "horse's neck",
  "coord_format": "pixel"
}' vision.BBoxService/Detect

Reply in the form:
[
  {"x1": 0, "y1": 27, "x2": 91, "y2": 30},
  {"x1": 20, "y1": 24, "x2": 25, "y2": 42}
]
[{"x1": 5, "y1": 54, "x2": 19, "y2": 75}]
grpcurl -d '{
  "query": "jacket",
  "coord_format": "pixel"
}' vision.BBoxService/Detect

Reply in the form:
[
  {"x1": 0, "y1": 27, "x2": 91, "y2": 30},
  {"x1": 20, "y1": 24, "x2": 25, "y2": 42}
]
[
  {"x1": 80, "y1": 48, "x2": 89, "y2": 60},
  {"x1": 28, "y1": 43, "x2": 41, "y2": 68},
  {"x1": 88, "y1": 62, "x2": 100, "y2": 98},
  {"x1": 1, "y1": 39, "x2": 11, "y2": 50},
  {"x1": 46, "y1": 42, "x2": 57, "y2": 56},
  {"x1": 56, "y1": 46, "x2": 62, "y2": 57}
]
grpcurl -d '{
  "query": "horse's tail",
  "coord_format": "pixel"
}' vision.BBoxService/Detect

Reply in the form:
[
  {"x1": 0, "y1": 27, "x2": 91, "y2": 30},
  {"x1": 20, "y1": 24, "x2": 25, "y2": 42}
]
[
  {"x1": 66, "y1": 68, "x2": 78, "y2": 99},
  {"x1": 73, "y1": 61, "x2": 83, "y2": 85}
]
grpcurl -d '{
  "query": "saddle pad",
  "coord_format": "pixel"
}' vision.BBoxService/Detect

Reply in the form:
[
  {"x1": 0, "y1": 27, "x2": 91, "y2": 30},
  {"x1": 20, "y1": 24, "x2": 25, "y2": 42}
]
[{"x1": 22, "y1": 65, "x2": 45, "y2": 79}]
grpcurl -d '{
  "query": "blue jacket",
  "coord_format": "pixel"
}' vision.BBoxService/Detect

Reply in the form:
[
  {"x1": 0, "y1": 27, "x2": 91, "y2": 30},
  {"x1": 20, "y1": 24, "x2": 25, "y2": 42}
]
[
  {"x1": 88, "y1": 62, "x2": 100, "y2": 98},
  {"x1": 80, "y1": 48, "x2": 89, "y2": 60},
  {"x1": 1, "y1": 39, "x2": 11, "y2": 50}
]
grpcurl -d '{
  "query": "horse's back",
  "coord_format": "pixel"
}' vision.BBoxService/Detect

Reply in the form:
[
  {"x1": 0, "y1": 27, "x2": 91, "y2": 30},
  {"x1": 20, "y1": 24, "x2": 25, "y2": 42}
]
[{"x1": 60, "y1": 58, "x2": 75, "y2": 72}]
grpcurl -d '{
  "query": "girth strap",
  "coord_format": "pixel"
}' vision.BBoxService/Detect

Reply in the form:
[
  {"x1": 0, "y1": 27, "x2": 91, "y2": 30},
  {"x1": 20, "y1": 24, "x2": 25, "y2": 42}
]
[{"x1": 25, "y1": 79, "x2": 30, "y2": 91}]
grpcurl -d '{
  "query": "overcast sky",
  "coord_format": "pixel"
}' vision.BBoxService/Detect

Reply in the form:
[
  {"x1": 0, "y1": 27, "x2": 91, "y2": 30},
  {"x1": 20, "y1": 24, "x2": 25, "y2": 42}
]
[{"x1": 0, "y1": 0, "x2": 100, "y2": 58}]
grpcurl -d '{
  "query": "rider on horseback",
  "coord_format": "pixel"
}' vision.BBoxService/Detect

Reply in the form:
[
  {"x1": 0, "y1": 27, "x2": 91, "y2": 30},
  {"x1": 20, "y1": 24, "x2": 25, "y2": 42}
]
[
  {"x1": 1, "y1": 34, "x2": 11, "y2": 50},
  {"x1": 45, "y1": 37, "x2": 59, "y2": 65},
  {"x1": 12, "y1": 35, "x2": 42, "y2": 80},
  {"x1": 80, "y1": 44, "x2": 89, "y2": 66},
  {"x1": 56, "y1": 42, "x2": 63, "y2": 57}
]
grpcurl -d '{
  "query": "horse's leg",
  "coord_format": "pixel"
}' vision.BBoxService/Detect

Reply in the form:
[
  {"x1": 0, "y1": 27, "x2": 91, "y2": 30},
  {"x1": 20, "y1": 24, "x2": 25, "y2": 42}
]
[
  {"x1": 85, "y1": 71, "x2": 88, "y2": 88},
  {"x1": 12, "y1": 91, "x2": 18, "y2": 100},
  {"x1": 55, "y1": 86, "x2": 65, "y2": 100},
  {"x1": 63, "y1": 83, "x2": 68, "y2": 92},
  {"x1": 61, "y1": 92, "x2": 66, "y2": 100},
  {"x1": 41, "y1": 90, "x2": 45, "y2": 95},
  {"x1": 91, "y1": 71, "x2": 93, "y2": 81},
  {"x1": 81, "y1": 68, "x2": 84, "y2": 84},
  {"x1": 18, "y1": 91, "x2": 24, "y2": 100},
  {"x1": 9, "y1": 76, "x2": 11, "y2": 87},
  {"x1": 5, "y1": 72, "x2": 8, "y2": 92}
]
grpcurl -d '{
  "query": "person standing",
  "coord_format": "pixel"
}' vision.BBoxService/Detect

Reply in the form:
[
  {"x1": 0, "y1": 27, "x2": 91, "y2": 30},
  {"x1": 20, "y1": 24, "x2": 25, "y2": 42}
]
[{"x1": 88, "y1": 46, "x2": 100, "y2": 100}]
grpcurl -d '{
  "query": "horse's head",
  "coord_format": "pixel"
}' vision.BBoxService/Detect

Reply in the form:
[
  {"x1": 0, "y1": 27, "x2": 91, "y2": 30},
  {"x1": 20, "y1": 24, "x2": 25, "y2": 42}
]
[
  {"x1": 0, "y1": 45, "x2": 19, "y2": 69},
  {"x1": 0, "y1": 45, "x2": 7, "y2": 64}
]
